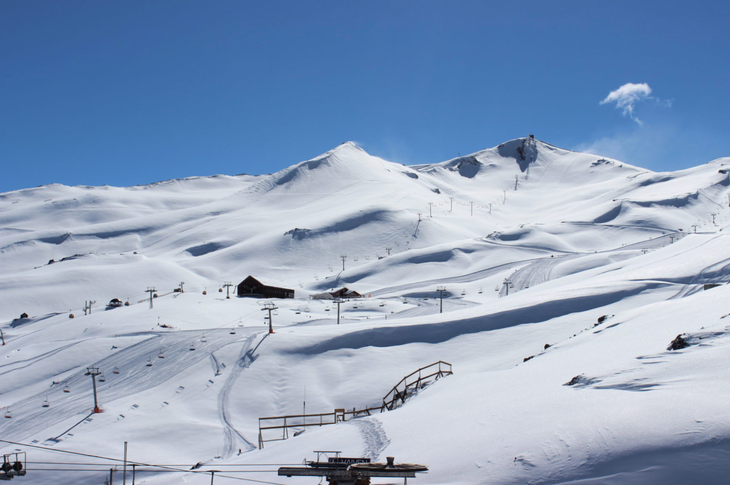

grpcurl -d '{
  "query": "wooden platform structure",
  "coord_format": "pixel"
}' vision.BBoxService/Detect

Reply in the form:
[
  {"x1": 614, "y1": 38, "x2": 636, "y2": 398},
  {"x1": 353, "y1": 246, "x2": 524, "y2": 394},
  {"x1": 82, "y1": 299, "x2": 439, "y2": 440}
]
[
  {"x1": 279, "y1": 453, "x2": 427, "y2": 485},
  {"x1": 258, "y1": 361, "x2": 452, "y2": 448}
]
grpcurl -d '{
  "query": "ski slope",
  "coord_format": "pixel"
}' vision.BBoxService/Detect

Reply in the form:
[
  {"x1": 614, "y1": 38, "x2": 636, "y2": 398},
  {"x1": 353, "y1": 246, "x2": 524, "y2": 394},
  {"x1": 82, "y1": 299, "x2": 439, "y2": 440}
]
[{"x1": 2, "y1": 138, "x2": 730, "y2": 484}]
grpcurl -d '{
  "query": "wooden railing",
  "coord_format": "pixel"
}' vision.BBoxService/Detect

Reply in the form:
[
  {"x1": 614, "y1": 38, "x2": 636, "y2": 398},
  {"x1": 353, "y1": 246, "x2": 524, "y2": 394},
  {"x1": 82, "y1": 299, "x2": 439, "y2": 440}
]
[
  {"x1": 257, "y1": 361, "x2": 453, "y2": 448},
  {"x1": 382, "y1": 361, "x2": 452, "y2": 411},
  {"x1": 258, "y1": 406, "x2": 382, "y2": 449}
]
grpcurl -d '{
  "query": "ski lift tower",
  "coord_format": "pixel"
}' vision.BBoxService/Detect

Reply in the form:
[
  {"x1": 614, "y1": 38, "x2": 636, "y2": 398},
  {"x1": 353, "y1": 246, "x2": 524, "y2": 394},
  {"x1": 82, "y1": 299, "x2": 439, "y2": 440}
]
[
  {"x1": 222, "y1": 282, "x2": 233, "y2": 299},
  {"x1": 261, "y1": 302, "x2": 277, "y2": 334},
  {"x1": 85, "y1": 367, "x2": 103, "y2": 413},
  {"x1": 436, "y1": 286, "x2": 447, "y2": 314},
  {"x1": 146, "y1": 287, "x2": 157, "y2": 309},
  {"x1": 279, "y1": 452, "x2": 428, "y2": 485},
  {"x1": 333, "y1": 299, "x2": 344, "y2": 324}
]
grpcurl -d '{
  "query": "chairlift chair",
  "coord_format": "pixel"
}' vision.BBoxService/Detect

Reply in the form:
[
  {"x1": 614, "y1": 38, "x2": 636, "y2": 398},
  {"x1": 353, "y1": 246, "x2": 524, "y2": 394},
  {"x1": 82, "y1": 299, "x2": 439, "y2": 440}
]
[
  {"x1": 4, "y1": 409, "x2": 11, "y2": 418},
  {"x1": 158, "y1": 349, "x2": 165, "y2": 358},
  {"x1": 98, "y1": 373, "x2": 106, "y2": 382},
  {"x1": 63, "y1": 385, "x2": 70, "y2": 393},
  {"x1": 190, "y1": 342, "x2": 196, "y2": 351},
  {"x1": 113, "y1": 365, "x2": 120, "y2": 374},
  {"x1": 42, "y1": 397, "x2": 50, "y2": 408},
  {"x1": 146, "y1": 358, "x2": 153, "y2": 367},
  {"x1": 201, "y1": 334, "x2": 207, "y2": 343}
]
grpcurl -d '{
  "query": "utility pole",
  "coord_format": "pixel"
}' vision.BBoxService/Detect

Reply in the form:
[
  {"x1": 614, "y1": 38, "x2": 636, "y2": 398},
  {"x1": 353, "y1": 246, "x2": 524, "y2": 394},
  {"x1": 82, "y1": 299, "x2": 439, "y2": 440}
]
[
  {"x1": 83, "y1": 300, "x2": 96, "y2": 315},
  {"x1": 222, "y1": 282, "x2": 233, "y2": 299},
  {"x1": 179, "y1": 281, "x2": 185, "y2": 293},
  {"x1": 711, "y1": 213, "x2": 717, "y2": 225},
  {"x1": 692, "y1": 224, "x2": 698, "y2": 233},
  {"x1": 334, "y1": 299, "x2": 343, "y2": 324},
  {"x1": 0, "y1": 329, "x2": 5, "y2": 346},
  {"x1": 85, "y1": 367, "x2": 102, "y2": 413},
  {"x1": 340, "y1": 255, "x2": 347, "y2": 271},
  {"x1": 261, "y1": 303, "x2": 277, "y2": 334},
  {"x1": 146, "y1": 287, "x2": 156, "y2": 309},
  {"x1": 385, "y1": 247, "x2": 392, "y2": 256},
  {"x1": 436, "y1": 286, "x2": 446, "y2": 314}
]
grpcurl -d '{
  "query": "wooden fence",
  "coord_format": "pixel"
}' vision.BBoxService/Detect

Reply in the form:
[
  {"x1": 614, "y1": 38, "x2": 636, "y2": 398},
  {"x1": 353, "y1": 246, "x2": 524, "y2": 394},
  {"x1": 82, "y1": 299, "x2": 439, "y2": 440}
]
[
  {"x1": 258, "y1": 361, "x2": 452, "y2": 448},
  {"x1": 381, "y1": 360, "x2": 453, "y2": 411}
]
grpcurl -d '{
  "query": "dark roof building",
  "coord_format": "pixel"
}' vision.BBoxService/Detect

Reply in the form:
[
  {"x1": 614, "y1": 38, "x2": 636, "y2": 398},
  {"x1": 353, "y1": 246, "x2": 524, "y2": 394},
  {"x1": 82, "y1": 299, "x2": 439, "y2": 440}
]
[
  {"x1": 329, "y1": 287, "x2": 363, "y2": 298},
  {"x1": 237, "y1": 276, "x2": 295, "y2": 299}
]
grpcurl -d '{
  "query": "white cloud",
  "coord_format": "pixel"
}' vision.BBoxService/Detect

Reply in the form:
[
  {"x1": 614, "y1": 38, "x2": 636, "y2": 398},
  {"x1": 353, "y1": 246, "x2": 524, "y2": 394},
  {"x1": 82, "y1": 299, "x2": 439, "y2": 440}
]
[{"x1": 600, "y1": 82, "x2": 653, "y2": 126}]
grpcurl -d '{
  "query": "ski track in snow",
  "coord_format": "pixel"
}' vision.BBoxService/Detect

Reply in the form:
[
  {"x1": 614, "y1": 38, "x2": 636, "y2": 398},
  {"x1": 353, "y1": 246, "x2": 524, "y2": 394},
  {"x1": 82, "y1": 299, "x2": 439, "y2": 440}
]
[
  {"x1": 348, "y1": 417, "x2": 390, "y2": 460},
  {"x1": 216, "y1": 333, "x2": 259, "y2": 457}
]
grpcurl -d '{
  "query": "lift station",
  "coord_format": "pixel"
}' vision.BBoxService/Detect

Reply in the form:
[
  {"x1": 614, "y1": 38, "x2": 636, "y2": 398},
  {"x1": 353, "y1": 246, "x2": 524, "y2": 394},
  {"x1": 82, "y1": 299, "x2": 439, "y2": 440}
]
[{"x1": 278, "y1": 451, "x2": 427, "y2": 485}]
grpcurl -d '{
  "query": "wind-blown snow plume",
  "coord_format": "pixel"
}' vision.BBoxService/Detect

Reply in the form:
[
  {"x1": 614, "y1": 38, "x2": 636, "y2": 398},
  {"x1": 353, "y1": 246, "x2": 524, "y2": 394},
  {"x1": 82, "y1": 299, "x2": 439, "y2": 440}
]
[{"x1": 600, "y1": 82, "x2": 652, "y2": 126}]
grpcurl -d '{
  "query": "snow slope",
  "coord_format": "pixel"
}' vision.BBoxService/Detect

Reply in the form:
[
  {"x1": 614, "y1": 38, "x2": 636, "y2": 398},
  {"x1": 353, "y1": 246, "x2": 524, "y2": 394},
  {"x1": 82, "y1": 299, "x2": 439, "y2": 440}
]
[{"x1": 2, "y1": 138, "x2": 730, "y2": 484}]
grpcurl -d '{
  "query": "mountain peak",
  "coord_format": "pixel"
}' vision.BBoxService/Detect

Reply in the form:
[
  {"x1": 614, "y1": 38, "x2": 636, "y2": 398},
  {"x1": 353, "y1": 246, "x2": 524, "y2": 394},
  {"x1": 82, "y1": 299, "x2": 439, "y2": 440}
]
[{"x1": 322, "y1": 140, "x2": 366, "y2": 157}]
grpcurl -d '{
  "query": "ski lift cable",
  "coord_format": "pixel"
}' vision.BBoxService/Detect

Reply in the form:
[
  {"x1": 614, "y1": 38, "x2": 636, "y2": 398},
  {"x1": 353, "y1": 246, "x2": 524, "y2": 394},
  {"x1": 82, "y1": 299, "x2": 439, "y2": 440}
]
[
  {"x1": 27, "y1": 461, "x2": 299, "y2": 466},
  {"x1": 0, "y1": 439, "x2": 291, "y2": 483},
  {"x1": 16, "y1": 467, "x2": 288, "y2": 483},
  {"x1": 24, "y1": 468, "x2": 287, "y2": 475}
]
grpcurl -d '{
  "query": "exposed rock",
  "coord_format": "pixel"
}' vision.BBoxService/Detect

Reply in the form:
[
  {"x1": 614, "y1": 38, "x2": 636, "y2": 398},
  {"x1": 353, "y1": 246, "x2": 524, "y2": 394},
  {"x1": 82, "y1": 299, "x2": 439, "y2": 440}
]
[{"x1": 668, "y1": 334, "x2": 690, "y2": 351}]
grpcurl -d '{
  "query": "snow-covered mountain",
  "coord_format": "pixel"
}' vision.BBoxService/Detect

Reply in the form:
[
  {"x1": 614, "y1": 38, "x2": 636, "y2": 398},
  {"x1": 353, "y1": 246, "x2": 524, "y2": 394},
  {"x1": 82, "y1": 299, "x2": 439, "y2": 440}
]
[{"x1": 2, "y1": 137, "x2": 730, "y2": 484}]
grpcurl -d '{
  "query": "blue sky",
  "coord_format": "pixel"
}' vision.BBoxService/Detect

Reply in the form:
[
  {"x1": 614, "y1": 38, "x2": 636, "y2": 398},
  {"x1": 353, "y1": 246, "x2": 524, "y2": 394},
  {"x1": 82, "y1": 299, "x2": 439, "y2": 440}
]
[{"x1": 2, "y1": 0, "x2": 729, "y2": 193}]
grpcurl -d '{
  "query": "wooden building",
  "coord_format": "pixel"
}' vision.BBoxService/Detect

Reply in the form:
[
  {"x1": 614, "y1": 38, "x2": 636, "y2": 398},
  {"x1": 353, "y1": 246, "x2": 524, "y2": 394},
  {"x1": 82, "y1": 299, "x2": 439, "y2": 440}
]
[
  {"x1": 329, "y1": 287, "x2": 363, "y2": 298},
  {"x1": 237, "y1": 276, "x2": 295, "y2": 299}
]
